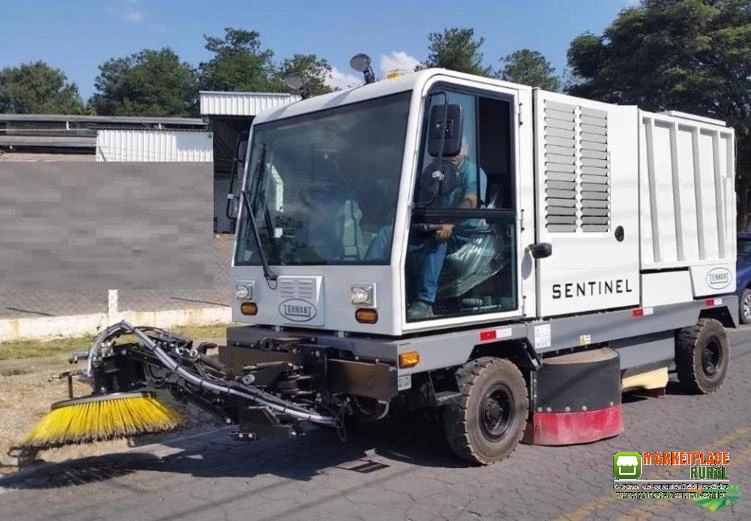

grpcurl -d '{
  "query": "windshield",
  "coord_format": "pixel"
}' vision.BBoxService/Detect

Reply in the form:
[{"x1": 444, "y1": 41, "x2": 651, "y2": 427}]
[{"x1": 235, "y1": 92, "x2": 411, "y2": 266}]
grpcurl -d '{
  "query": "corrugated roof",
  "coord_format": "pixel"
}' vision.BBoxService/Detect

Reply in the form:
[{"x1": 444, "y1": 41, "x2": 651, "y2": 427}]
[
  {"x1": 199, "y1": 91, "x2": 301, "y2": 117},
  {"x1": 0, "y1": 114, "x2": 205, "y2": 126}
]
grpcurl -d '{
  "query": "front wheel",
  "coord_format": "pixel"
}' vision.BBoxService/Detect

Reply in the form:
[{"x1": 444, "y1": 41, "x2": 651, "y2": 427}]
[
  {"x1": 443, "y1": 357, "x2": 528, "y2": 465},
  {"x1": 740, "y1": 288, "x2": 751, "y2": 324},
  {"x1": 675, "y1": 318, "x2": 729, "y2": 394}
]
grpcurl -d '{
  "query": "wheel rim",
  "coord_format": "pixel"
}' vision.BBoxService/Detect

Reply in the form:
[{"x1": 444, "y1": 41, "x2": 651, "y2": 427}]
[
  {"x1": 479, "y1": 384, "x2": 514, "y2": 441},
  {"x1": 743, "y1": 294, "x2": 751, "y2": 320},
  {"x1": 701, "y1": 338, "x2": 723, "y2": 380}
]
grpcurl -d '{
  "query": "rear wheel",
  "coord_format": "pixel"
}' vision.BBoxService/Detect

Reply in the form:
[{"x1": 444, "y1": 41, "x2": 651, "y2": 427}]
[
  {"x1": 740, "y1": 289, "x2": 751, "y2": 324},
  {"x1": 675, "y1": 318, "x2": 729, "y2": 394},
  {"x1": 443, "y1": 357, "x2": 528, "y2": 465}
]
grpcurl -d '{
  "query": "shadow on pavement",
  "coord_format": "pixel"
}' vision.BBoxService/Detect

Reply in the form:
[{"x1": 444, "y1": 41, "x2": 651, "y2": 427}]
[{"x1": 0, "y1": 414, "x2": 465, "y2": 490}]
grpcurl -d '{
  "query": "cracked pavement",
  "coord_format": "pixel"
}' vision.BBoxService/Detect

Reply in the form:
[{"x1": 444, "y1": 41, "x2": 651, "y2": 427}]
[{"x1": 1, "y1": 328, "x2": 750, "y2": 521}]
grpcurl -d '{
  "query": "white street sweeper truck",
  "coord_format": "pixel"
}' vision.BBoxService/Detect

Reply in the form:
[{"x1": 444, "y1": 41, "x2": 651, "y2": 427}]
[{"x1": 25, "y1": 63, "x2": 739, "y2": 465}]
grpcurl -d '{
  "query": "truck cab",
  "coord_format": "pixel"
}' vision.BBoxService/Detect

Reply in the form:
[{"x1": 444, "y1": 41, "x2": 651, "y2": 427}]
[{"x1": 233, "y1": 69, "x2": 534, "y2": 335}]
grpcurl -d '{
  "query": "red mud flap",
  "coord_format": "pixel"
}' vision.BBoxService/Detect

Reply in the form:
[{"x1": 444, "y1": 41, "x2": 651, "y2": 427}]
[{"x1": 522, "y1": 403, "x2": 623, "y2": 446}]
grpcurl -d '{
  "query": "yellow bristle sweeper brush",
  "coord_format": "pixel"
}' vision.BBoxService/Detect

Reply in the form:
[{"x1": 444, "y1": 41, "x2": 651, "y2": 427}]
[{"x1": 21, "y1": 391, "x2": 183, "y2": 450}]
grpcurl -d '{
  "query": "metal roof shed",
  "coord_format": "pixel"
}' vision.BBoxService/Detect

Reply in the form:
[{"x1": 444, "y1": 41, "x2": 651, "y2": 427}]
[
  {"x1": 199, "y1": 91, "x2": 300, "y2": 117},
  {"x1": 96, "y1": 129, "x2": 213, "y2": 162}
]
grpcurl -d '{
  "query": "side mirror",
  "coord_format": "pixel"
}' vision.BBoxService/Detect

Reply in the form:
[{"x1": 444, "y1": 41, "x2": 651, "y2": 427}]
[
  {"x1": 236, "y1": 140, "x2": 247, "y2": 163},
  {"x1": 428, "y1": 103, "x2": 463, "y2": 158},
  {"x1": 226, "y1": 132, "x2": 249, "y2": 221},
  {"x1": 528, "y1": 242, "x2": 552, "y2": 259}
]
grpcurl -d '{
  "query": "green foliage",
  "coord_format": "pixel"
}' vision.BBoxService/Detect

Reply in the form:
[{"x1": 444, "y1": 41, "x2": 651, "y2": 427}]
[
  {"x1": 0, "y1": 61, "x2": 84, "y2": 114},
  {"x1": 423, "y1": 27, "x2": 493, "y2": 76},
  {"x1": 277, "y1": 54, "x2": 334, "y2": 95},
  {"x1": 90, "y1": 48, "x2": 198, "y2": 116},
  {"x1": 199, "y1": 28, "x2": 280, "y2": 92},
  {"x1": 567, "y1": 0, "x2": 751, "y2": 227},
  {"x1": 499, "y1": 49, "x2": 560, "y2": 91}
]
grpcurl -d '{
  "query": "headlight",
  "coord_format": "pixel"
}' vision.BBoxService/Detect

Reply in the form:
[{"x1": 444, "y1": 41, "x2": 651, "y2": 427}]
[
  {"x1": 235, "y1": 283, "x2": 252, "y2": 300},
  {"x1": 351, "y1": 284, "x2": 375, "y2": 306}
]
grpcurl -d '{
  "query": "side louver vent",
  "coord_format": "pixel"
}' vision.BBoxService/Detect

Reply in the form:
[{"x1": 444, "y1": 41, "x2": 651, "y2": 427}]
[{"x1": 543, "y1": 100, "x2": 610, "y2": 233}]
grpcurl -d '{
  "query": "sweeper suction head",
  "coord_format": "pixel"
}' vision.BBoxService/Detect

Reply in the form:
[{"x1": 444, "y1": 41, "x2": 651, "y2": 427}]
[{"x1": 21, "y1": 391, "x2": 183, "y2": 450}]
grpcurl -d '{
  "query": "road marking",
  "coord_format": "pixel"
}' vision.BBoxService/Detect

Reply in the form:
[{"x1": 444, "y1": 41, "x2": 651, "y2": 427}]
[{"x1": 552, "y1": 421, "x2": 751, "y2": 521}]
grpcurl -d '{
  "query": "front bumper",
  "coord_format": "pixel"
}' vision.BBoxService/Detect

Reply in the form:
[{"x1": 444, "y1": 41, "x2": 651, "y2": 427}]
[{"x1": 222, "y1": 326, "x2": 399, "y2": 402}]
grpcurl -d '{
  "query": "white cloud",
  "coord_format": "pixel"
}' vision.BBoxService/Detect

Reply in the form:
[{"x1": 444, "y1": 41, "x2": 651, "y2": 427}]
[
  {"x1": 109, "y1": 0, "x2": 144, "y2": 23},
  {"x1": 379, "y1": 51, "x2": 421, "y2": 76},
  {"x1": 125, "y1": 8, "x2": 144, "y2": 22},
  {"x1": 326, "y1": 67, "x2": 362, "y2": 90},
  {"x1": 623, "y1": 0, "x2": 640, "y2": 6}
]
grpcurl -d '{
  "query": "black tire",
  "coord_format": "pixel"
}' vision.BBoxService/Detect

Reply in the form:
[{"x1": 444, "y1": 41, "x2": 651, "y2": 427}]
[
  {"x1": 740, "y1": 288, "x2": 751, "y2": 325},
  {"x1": 443, "y1": 357, "x2": 528, "y2": 465},
  {"x1": 675, "y1": 318, "x2": 729, "y2": 394}
]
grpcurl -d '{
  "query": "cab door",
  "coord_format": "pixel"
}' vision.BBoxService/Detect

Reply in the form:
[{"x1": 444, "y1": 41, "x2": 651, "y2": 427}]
[
  {"x1": 402, "y1": 83, "x2": 523, "y2": 330},
  {"x1": 533, "y1": 90, "x2": 640, "y2": 317}
]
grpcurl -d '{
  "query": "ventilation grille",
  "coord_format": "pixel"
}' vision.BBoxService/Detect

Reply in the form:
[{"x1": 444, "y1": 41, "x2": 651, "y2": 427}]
[
  {"x1": 544, "y1": 101, "x2": 577, "y2": 232},
  {"x1": 543, "y1": 100, "x2": 610, "y2": 233},
  {"x1": 278, "y1": 277, "x2": 317, "y2": 301}
]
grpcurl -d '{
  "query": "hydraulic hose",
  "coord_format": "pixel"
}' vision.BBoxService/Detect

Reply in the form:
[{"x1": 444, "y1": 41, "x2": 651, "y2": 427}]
[{"x1": 88, "y1": 321, "x2": 336, "y2": 426}]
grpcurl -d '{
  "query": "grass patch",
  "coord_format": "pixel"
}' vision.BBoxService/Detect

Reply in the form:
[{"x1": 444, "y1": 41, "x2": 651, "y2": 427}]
[
  {"x1": 172, "y1": 323, "x2": 232, "y2": 340},
  {"x1": 0, "y1": 323, "x2": 234, "y2": 361},
  {"x1": 0, "y1": 335, "x2": 94, "y2": 361},
  {"x1": 0, "y1": 367, "x2": 32, "y2": 377}
]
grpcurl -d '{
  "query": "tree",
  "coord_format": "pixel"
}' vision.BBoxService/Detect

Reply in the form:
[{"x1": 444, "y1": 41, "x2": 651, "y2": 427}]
[
  {"x1": 498, "y1": 49, "x2": 561, "y2": 91},
  {"x1": 499, "y1": 49, "x2": 560, "y2": 91},
  {"x1": 567, "y1": 0, "x2": 751, "y2": 228},
  {"x1": 90, "y1": 48, "x2": 197, "y2": 116},
  {"x1": 199, "y1": 28, "x2": 279, "y2": 92},
  {"x1": 277, "y1": 54, "x2": 333, "y2": 95},
  {"x1": 423, "y1": 28, "x2": 493, "y2": 76},
  {"x1": 0, "y1": 61, "x2": 84, "y2": 114}
]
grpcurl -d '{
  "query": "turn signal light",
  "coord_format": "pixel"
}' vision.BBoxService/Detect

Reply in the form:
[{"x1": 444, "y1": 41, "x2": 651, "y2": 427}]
[
  {"x1": 240, "y1": 302, "x2": 258, "y2": 315},
  {"x1": 355, "y1": 308, "x2": 378, "y2": 324},
  {"x1": 399, "y1": 351, "x2": 420, "y2": 368}
]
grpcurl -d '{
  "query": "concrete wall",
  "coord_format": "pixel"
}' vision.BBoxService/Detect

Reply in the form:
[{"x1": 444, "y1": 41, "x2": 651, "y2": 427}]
[{"x1": 0, "y1": 162, "x2": 214, "y2": 291}]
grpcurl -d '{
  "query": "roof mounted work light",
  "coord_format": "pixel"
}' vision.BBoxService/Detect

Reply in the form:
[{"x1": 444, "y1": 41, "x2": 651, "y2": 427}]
[
  {"x1": 283, "y1": 73, "x2": 312, "y2": 99},
  {"x1": 349, "y1": 53, "x2": 376, "y2": 84}
]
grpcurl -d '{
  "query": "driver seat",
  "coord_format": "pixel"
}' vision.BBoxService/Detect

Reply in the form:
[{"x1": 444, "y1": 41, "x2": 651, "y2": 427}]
[{"x1": 435, "y1": 179, "x2": 505, "y2": 300}]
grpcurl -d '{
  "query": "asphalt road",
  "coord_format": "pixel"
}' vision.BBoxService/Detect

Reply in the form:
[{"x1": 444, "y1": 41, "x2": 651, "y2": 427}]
[{"x1": 2, "y1": 327, "x2": 750, "y2": 521}]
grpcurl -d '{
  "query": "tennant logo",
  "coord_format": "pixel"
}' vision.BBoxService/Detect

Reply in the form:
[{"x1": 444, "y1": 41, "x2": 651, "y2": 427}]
[
  {"x1": 279, "y1": 299, "x2": 317, "y2": 322},
  {"x1": 706, "y1": 268, "x2": 731, "y2": 290}
]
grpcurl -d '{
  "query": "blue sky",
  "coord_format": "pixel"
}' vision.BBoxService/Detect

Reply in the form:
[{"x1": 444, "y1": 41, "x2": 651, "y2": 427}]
[{"x1": 1, "y1": 0, "x2": 636, "y2": 98}]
